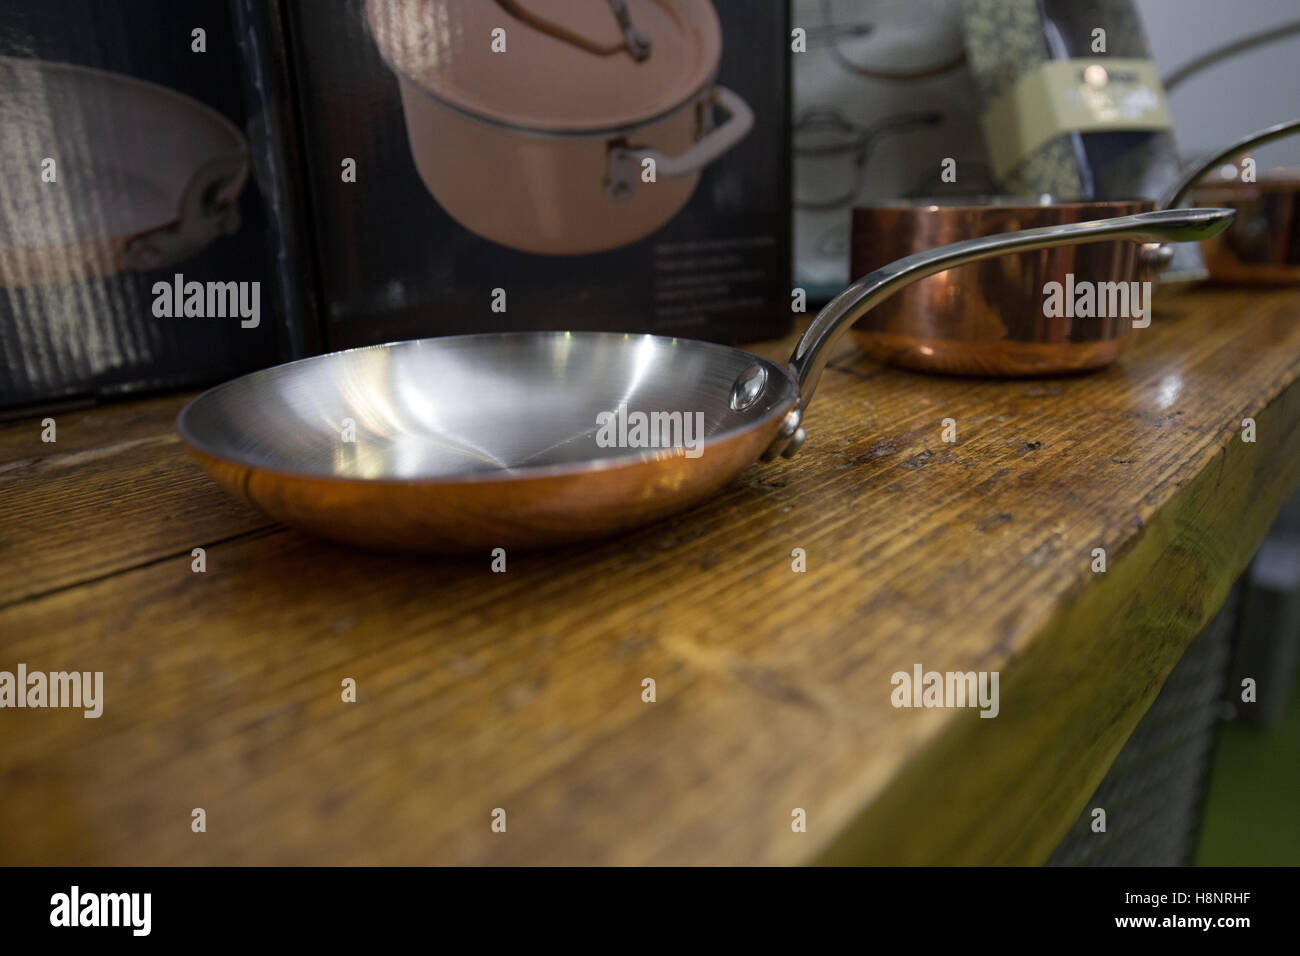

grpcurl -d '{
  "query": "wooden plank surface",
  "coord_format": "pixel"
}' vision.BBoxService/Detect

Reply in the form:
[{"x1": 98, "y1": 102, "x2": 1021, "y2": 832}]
[
  {"x1": 0, "y1": 393, "x2": 271, "y2": 606},
  {"x1": 0, "y1": 288, "x2": 1298, "y2": 864}
]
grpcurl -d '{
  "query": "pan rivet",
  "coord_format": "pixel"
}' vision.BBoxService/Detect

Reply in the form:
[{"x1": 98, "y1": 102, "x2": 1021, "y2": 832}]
[{"x1": 729, "y1": 364, "x2": 767, "y2": 411}]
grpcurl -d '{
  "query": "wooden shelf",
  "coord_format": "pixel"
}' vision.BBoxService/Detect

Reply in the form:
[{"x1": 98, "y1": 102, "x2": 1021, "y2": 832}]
[{"x1": 2, "y1": 287, "x2": 1298, "y2": 864}]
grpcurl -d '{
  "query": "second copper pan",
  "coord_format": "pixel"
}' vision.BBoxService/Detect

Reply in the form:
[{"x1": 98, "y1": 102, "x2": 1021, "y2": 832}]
[{"x1": 850, "y1": 119, "x2": 1300, "y2": 376}]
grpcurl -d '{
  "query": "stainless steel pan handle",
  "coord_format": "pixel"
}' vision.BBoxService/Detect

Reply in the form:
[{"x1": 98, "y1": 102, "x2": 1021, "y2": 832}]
[
  {"x1": 1162, "y1": 23, "x2": 1300, "y2": 94},
  {"x1": 763, "y1": 207, "x2": 1236, "y2": 459},
  {"x1": 1160, "y1": 117, "x2": 1300, "y2": 210}
]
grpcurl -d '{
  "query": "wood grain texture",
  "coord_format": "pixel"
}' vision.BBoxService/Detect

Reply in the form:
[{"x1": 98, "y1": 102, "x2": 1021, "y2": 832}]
[
  {"x1": 0, "y1": 288, "x2": 1297, "y2": 865},
  {"x1": 0, "y1": 393, "x2": 270, "y2": 606}
]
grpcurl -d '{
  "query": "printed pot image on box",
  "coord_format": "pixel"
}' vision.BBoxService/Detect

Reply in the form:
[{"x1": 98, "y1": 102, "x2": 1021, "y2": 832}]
[
  {"x1": 367, "y1": 0, "x2": 752, "y2": 255},
  {"x1": 284, "y1": 0, "x2": 790, "y2": 348}
]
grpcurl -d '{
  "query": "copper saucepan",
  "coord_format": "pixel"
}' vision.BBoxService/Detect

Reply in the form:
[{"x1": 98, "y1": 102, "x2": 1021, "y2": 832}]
[
  {"x1": 850, "y1": 119, "x2": 1300, "y2": 377},
  {"x1": 177, "y1": 208, "x2": 1231, "y2": 552},
  {"x1": 1161, "y1": 24, "x2": 1300, "y2": 284},
  {"x1": 1190, "y1": 171, "x2": 1300, "y2": 285}
]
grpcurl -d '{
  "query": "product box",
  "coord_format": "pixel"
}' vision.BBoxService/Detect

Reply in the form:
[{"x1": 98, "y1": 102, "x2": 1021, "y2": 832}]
[
  {"x1": 276, "y1": 0, "x2": 792, "y2": 348},
  {"x1": 790, "y1": 0, "x2": 993, "y2": 298},
  {"x1": 0, "y1": 0, "x2": 302, "y2": 412}
]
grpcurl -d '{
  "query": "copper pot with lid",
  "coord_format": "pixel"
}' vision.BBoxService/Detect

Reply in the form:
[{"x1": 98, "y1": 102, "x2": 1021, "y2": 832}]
[{"x1": 367, "y1": 0, "x2": 752, "y2": 255}]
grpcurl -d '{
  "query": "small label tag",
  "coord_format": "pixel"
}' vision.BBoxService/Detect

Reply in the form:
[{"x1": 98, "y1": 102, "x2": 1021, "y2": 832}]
[{"x1": 983, "y1": 58, "x2": 1173, "y2": 181}]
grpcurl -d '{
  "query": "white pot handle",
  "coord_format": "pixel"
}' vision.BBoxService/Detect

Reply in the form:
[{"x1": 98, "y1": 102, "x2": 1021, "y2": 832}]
[{"x1": 607, "y1": 86, "x2": 753, "y2": 198}]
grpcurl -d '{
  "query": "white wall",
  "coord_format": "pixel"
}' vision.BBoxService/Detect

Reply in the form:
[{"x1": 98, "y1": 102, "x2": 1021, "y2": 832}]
[{"x1": 1137, "y1": 0, "x2": 1300, "y2": 167}]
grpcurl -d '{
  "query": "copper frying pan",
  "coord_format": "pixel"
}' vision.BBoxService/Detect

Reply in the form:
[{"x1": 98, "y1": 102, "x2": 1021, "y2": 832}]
[
  {"x1": 177, "y1": 208, "x2": 1232, "y2": 552},
  {"x1": 0, "y1": 56, "x2": 249, "y2": 288}
]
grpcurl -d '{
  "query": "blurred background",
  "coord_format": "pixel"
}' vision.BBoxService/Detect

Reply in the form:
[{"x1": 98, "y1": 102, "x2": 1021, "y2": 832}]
[
  {"x1": 1141, "y1": 0, "x2": 1300, "y2": 169},
  {"x1": 793, "y1": 0, "x2": 1300, "y2": 294}
]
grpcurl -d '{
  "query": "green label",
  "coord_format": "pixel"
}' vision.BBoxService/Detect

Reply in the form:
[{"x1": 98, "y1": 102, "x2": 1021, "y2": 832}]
[{"x1": 983, "y1": 59, "x2": 1173, "y2": 181}]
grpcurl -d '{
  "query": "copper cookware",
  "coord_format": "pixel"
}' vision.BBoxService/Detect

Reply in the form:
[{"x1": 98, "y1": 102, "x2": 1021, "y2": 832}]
[
  {"x1": 177, "y1": 208, "x2": 1231, "y2": 552},
  {"x1": 851, "y1": 198, "x2": 1158, "y2": 377},
  {"x1": 1190, "y1": 172, "x2": 1300, "y2": 285},
  {"x1": 1158, "y1": 23, "x2": 1300, "y2": 287},
  {"x1": 850, "y1": 119, "x2": 1300, "y2": 377}
]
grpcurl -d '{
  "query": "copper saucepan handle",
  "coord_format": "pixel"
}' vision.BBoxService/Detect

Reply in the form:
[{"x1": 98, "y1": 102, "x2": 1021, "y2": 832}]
[
  {"x1": 1162, "y1": 21, "x2": 1300, "y2": 93},
  {"x1": 1160, "y1": 117, "x2": 1300, "y2": 210},
  {"x1": 761, "y1": 207, "x2": 1236, "y2": 459}
]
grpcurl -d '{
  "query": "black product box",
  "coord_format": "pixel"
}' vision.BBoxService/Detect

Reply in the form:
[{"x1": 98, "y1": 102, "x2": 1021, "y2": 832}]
[
  {"x1": 277, "y1": 0, "x2": 792, "y2": 348},
  {"x1": 0, "y1": 0, "x2": 302, "y2": 412}
]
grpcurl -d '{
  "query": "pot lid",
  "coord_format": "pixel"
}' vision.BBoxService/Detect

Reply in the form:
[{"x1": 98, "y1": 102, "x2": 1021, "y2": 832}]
[{"x1": 367, "y1": 0, "x2": 721, "y2": 132}]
